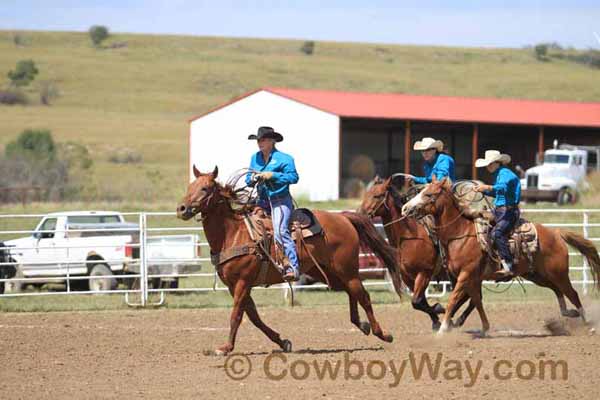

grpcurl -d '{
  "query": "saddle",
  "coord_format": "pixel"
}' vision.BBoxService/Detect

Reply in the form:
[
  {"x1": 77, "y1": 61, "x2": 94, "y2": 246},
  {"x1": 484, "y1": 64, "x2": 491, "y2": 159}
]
[
  {"x1": 474, "y1": 217, "x2": 539, "y2": 269},
  {"x1": 210, "y1": 207, "x2": 324, "y2": 287}
]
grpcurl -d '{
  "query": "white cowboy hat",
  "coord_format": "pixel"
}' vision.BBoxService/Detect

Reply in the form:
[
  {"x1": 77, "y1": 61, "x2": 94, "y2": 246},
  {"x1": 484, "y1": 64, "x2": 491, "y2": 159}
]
[
  {"x1": 413, "y1": 137, "x2": 444, "y2": 152},
  {"x1": 475, "y1": 150, "x2": 511, "y2": 168}
]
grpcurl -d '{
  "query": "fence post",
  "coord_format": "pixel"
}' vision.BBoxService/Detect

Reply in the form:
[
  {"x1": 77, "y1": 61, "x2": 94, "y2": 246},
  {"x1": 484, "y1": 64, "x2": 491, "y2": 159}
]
[
  {"x1": 582, "y1": 212, "x2": 589, "y2": 296},
  {"x1": 139, "y1": 213, "x2": 148, "y2": 306}
]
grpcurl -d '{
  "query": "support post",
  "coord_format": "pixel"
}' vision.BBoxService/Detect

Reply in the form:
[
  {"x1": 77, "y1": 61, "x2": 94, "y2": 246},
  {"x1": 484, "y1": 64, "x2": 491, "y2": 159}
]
[
  {"x1": 404, "y1": 120, "x2": 411, "y2": 181},
  {"x1": 538, "y1": 126, "x2": 545, "y2": 164},
  {"x1": 139, "y1": 213, "x2": 148, "y2": 306},
  {"x1": 472, "y1": 124, "x2": 479, "y2": 180},
  {"x1": 583, "y1": 212, "x2": 589, "y2": 296}
]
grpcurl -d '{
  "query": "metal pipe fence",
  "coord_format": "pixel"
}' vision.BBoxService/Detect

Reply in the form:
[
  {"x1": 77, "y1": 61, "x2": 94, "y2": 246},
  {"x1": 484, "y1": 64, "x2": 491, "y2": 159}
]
[{"x1": 0, "y1": 208, "x2": 598, "y2": 306}]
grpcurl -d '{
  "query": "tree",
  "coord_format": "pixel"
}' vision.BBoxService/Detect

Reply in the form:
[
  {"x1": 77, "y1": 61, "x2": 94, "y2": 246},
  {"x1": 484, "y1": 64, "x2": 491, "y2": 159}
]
[
  {"x1": 534, "y1": 43, "x2": 548, "y2": 60},
  {"x1": 7, "y1": 59, "x2": 39, "y2": 87},
  {"x1": 89, "y1": 25, "x2": 109, "y2": 47},
  {"x1": 5, "y1": 129, "x2": 56, "y2": 162},
  {"x1": 300, "y1": 40, "x2": 315, "y2": 55}
]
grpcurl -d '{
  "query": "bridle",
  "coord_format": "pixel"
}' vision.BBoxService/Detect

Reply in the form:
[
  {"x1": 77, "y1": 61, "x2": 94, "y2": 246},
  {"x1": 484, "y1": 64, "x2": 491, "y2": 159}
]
[
  {"x1": 407, "y1": 184, "x2": 467, "y2": 231},
  {"x1": 366, "y1": 184, "x2": 415, "y2": 227}
]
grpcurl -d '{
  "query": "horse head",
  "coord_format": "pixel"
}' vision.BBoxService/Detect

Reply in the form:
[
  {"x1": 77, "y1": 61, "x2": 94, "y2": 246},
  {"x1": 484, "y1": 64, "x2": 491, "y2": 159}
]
[
  {"x1": 176, "y1": 165, "x2": 221, "y2": 220},
  {"x1": 401, "y1": 175, "x2": 453, "y2": 218},
  {"x1": 358, "y1": 176, "x2": 390, "y2": 217}
]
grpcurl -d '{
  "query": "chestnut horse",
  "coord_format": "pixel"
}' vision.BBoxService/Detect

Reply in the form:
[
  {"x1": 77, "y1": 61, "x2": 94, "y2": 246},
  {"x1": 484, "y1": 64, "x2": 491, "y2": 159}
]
[
  {"x1": 177, "y1": 166, "x2": 400, "y2": 355},
  {"x1": 359, "y1": 177, "x2": 448, "y2": 330},
  {"x1": 359, "y1": 176, "x2": 481, "y2": 331},
  {"x1": 402, "y1": 177, "x2": 600, "y2": 335}
]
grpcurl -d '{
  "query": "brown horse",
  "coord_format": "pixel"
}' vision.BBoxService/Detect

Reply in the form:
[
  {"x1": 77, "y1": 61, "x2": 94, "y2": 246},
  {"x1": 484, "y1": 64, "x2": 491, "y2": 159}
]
[
  {"x1": 177, "y1": 166, "x2": 400, "y2": 355},
  {"x1": 402, "y1": 177, "x2": 600, "y2": 335},
  {"x1": 359, "y1": 177, "x2": 448, "y2": 330}
]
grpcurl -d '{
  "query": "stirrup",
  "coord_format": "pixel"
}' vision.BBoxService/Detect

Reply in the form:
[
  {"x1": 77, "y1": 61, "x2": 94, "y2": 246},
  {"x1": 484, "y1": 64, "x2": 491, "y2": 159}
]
[{"x1": 282, "y1": 267, "x2": 299, "y2": 282}]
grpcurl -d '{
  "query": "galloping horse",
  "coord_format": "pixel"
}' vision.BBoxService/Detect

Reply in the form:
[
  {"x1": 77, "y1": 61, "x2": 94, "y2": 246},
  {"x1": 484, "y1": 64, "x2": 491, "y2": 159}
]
[
  {"x1": 402, "y1": 176, "x2": 600, "y2": 335},
  {"x1": 359, "y1": 177, "x2": 448, "y2": 330},
  {"x1": 177, "y1": 166, "x2": 400, "y2": 355}
]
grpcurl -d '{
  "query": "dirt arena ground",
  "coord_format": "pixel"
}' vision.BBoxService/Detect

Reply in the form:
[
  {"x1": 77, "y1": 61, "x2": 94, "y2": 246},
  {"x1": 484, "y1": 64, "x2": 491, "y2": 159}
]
[{"x1": 1, "y1": 301, "x2": 599, "y2": 399}]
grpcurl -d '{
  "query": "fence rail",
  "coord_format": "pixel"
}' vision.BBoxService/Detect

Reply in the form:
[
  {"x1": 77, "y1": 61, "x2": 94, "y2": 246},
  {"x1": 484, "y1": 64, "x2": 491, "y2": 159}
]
[{"x1": 0, "y1": 208, "x2": 598, "y2": 306}]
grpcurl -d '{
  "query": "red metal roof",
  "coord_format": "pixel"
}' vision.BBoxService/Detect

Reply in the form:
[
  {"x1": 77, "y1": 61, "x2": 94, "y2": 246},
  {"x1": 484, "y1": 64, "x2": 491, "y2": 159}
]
[{"x1": 190, "y1": 87, "x2": 600, "y2": 128}]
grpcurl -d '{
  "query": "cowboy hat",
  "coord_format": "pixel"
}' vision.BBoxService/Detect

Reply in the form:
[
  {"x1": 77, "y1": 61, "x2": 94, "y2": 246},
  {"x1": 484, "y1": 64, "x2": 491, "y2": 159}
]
[
  {"x1": 413, "y1": 137, "x2": 444, "y2": 151},
  {"x1": 475, "y1": 150, "x2": 511, "y2": 168},
  {"x1": 248, "y1": 126, "x2": 283, "y2": 142}
]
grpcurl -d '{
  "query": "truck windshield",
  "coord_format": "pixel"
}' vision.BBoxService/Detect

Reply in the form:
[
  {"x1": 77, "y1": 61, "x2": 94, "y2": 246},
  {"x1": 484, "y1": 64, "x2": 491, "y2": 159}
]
[
  {"x1": 67, "y1": 215, "x2": 121, "y2": 224},
  {"x1": 544, "y1": 154, "x2": 570, "y2": 164}
]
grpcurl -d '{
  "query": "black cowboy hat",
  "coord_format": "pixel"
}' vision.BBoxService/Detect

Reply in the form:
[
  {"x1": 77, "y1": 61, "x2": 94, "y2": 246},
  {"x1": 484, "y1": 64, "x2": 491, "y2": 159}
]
[{"x1": 248, "y1": 126, "x2": 283, "y2": 142}]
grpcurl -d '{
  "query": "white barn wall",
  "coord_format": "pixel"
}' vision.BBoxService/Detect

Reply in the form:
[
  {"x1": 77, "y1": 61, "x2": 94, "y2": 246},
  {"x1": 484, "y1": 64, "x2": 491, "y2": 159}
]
[{"x1": 190, "y1": 90, "x2": 340, "y2": 201}]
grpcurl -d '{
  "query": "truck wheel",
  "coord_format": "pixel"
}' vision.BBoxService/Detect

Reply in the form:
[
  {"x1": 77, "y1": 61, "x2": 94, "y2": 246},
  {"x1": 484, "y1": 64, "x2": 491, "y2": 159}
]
[
  {"x1": 89, "y1": 264, "x2": 117, "y2": 292},
  {"x1": 557, "y1": 188, "x2": 574, "y2": 205}
]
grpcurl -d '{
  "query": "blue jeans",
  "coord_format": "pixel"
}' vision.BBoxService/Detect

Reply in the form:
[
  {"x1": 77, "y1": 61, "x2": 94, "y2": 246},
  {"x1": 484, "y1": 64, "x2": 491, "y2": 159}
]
[
  {"x1": 270, "y1": 195, "x2": 299, "y2": 271},
  {"x1": 491, "y1": 206, "x2": 520, "y2": 265}
]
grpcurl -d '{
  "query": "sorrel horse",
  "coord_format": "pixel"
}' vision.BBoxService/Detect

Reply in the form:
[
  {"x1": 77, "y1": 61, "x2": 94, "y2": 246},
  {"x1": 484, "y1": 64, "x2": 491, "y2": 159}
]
[
  {"x1": 177, "y1": 166, "x2": 401, "y2": 355},
  {"x1": 359, "y1": 176, "x2": 478, "y2": 330},
  {"x1": 402, "y1": 177, "x2": 600, "y2": 335}
]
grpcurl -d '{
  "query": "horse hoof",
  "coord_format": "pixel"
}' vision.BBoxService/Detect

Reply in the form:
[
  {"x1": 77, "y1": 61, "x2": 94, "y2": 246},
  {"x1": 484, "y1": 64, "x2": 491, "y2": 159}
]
[
  {"x1": 432, "y1": 321, "x2": 441, "y2": 331},
  {"x1": 432, "y1": 303, "x2": 446, "y2": 314},
  {"x1": 359, "y1": 322, "x2": 371, "y2": 336},
  {"x1": 214, "y1": 348, "x2": 229, "y2": 356},
  {"x1": 382, "y1": 333, "x2": 394, "y2": 343},
  {"x1": 281, "y1": 339, "x2": 293, "y2": 353},
  {"x1": 562, "y1": 309, "x2": 580, "y2": 318}
]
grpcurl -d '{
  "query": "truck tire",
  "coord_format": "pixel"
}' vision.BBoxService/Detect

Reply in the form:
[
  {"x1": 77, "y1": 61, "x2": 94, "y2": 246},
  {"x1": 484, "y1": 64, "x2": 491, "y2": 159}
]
[
  {"x1": 89, "y1": 264, "x2": 117, "y2": 292},
  {"x1": 557, "y1": 188, "x2": 575, "y2": 205}
]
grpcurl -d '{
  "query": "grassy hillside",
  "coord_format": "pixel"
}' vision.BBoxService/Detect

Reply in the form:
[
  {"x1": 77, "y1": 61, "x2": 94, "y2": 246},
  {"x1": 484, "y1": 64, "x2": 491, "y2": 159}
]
[{"x1": 1, "y1": 30, "x2": 599, "y2": 205}]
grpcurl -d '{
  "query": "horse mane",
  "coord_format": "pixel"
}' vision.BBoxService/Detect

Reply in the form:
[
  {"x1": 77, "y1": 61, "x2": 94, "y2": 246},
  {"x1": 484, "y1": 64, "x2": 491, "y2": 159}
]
[{"x1": 215, "y1": 181, "x2": 255, "y2": 215}]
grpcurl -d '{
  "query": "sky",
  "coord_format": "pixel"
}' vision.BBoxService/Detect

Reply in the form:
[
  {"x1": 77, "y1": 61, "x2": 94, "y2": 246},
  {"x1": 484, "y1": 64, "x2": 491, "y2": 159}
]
[{"x1": 1, "y1": 0, "x2": 600, "y2": 49}]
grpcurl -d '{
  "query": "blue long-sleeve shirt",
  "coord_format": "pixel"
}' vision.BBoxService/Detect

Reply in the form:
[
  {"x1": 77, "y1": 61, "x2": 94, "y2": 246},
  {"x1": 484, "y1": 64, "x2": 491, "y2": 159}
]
[
  {"x1": 485, "y1": 166, "x2": 521, "y2": 207},
  {"x1": 413, "y1": 153, "x2": 456, "y2": 184},
  {"x1": 246, "y1": 148, "x2": 299, "y2": 201}
]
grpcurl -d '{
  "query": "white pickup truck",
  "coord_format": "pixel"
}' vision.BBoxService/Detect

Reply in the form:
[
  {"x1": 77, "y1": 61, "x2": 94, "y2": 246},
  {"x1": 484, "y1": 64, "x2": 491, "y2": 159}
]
[{"x1": 1, "y1": 211, "x2": 201, "y2": 293}]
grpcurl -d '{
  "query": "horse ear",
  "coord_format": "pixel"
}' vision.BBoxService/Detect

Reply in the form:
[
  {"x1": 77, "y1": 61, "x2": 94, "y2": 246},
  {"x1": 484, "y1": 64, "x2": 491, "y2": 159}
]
[
  {"x1": 192, "y1": 165, "x2": 201, "y2": 178},
  {"x1": 431, "y1": 174, "x2": 438, "y2": 184},
  {"x1": 384, "y1": 176, "x2": 393, "y2": 187},
  {"x1": 211, "y1": 165, "x2": 218, "y2": 179}
]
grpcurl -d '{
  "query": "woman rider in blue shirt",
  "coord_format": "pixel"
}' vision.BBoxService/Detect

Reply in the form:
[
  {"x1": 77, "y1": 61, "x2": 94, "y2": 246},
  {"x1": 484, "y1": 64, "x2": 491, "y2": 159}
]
[
  {"x1": 246, "y1": 127, "x2": 300, "y2": 282},
  {"x1": 474, "y1": 150, "x2": 522, "y2": 277},
  {"x1": 411, "y1": 137, "x2": 456, "y2": 184}
]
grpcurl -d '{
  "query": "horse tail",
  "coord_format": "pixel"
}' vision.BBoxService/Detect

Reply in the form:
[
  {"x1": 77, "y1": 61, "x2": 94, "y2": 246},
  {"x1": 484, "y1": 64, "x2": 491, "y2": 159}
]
[
  {"x1": 342, "y1": 212, "x2": 403, "y2": 296},
  {"x1": 560, "y1": 230, "x2": 600, "y2": 290}
]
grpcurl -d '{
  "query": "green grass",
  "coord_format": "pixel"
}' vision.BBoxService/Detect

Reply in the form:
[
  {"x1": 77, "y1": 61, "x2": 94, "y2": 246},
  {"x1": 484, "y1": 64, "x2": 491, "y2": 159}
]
[{"x1": 1, "y1": 30, "x2": 600, "y2": 204}]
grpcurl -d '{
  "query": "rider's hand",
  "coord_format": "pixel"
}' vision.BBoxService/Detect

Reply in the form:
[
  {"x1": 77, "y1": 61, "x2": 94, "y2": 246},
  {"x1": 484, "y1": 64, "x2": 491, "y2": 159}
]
[
  {"x1": 256, "y1": 172, "x2": 274, "y2": 181},
  {"x1": 474, "y1": 184, "x2": 490, "y2": 193}
]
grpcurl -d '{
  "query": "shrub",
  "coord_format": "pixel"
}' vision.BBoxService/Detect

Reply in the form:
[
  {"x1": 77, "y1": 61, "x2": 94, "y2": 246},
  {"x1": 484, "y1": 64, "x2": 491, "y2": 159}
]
[
  {"x1": 108, "y1": 148, "x2": 142, "y2": 164},
  {"x1": 39, "y1": 80, "x2": 60, "y2": 105},
  {"x1": 534, "y1": 43, "x2": 548, "y2": 60},
  {"x1": 12, "y1": 33, "x2": 25, "y2": 47},
  {"x1": 5, "y1": 129, "x2": 56, "y2": 162},
  {"x1": 0, "y1": 90, "x2": 27, "y2": 105},
  {"x1": 300, "y1": 40, "x2": 315, "y2": 55},
  {"x1": 7, "y1": 59, "x2": 39, "y2": 87},
  {"x1": 89, "y1": 25, "x2": 109, "y2": 47}
]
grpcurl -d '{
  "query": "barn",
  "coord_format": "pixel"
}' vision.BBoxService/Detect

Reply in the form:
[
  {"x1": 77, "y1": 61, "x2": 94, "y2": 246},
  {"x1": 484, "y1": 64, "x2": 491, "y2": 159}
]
[{"x1": 189, "y1": 88, "x2": 600, "y2": 201}]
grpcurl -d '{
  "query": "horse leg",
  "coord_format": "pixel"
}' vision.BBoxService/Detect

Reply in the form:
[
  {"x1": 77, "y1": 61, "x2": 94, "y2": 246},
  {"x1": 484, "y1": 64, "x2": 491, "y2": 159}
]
[
  {"x1": 550, "y1": 273, "x2": 586, "y2": 323},
  {"x1": 438, "y1": 274, "x2": 469, "y2": 335},
  {"x1": 466, "y1": 281, "x2": 490, "y2": 335},
  {"x1": 349, "y1": 293, "x2": 370, "y2": 335},
  {"x1": 216, "y1": 280, "x2": 251, "y2": 356},
  {"x1": 411, "y1": 271, "x2": 442, "y2": 331},
  {"x1": 526, "y1": 274, "x2": 580, "y2": 318},
  {"x1": 450, "y1": 294, "x2": 475, "y2": 328},
  {"x1": 244, "y1": 295, "x2": 292, "y2": 352},
  {"x1": 346, "y1": 277, "x2": 393, "y2": 342}
]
